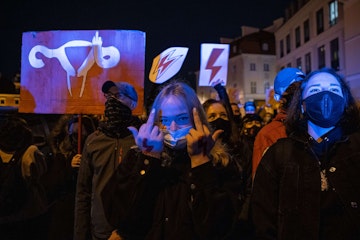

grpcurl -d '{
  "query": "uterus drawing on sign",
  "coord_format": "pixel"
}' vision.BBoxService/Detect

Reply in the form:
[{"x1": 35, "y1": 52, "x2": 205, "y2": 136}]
[{"x1": 28, "y1": 31, "x2": 120, "y2": 97}]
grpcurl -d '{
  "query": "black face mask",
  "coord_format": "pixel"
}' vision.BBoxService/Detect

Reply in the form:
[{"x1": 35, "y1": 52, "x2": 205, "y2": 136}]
[
  {"x1": 303, "y1": 91, "x2": 345, "y2": 128},
  {"x1": 209, "y1": 118, "x2": 231, "y2": 143},
  {"x1": 105, "y1": 97, "x2": 132, "y2": 125},
  {"x1": 100, "y1": 97, "x2": 132, "y2": 138},
  {"x1": 242, "y1": 125, "x2": 262, "y2": 139}
]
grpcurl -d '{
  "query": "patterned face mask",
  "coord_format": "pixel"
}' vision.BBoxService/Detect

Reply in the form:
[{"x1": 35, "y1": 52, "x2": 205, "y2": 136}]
[
  {"x1": 162, "y1": 126, "x2": 192, "y2": 149},
  {"x1": 303, "y1": 91, "x2": 345, "y2": 128}
]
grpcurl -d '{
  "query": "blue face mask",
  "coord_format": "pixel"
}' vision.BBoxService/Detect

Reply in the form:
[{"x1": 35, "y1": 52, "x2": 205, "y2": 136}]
[
  {"x1": 303, "y1": 91, "x2": 345, "y2": 128},
  {"x1": 162, "y1": 126, "x2": 192, "y2": 149}
]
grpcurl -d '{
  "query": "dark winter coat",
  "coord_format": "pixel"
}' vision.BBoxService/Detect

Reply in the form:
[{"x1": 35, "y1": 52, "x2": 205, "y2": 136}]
[
  {"x1": 102, "y1": 147, "x2": 243, "y2": 240},
  {"x1": 251, "y1": 130, "x2": 360, "y2": 240}
]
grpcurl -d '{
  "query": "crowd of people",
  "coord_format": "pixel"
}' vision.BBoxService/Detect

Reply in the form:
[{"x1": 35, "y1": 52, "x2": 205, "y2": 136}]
[{"x1": 1, "y1": 66, "x2": 360, "y2": 239}]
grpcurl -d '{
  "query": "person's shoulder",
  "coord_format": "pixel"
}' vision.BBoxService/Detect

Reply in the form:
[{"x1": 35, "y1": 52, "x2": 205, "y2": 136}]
[{"x1": 256, "y1": 120, "x2": 286, "y2": 139}]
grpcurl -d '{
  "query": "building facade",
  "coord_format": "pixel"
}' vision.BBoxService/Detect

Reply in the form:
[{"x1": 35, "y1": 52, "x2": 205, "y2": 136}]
[{"x1": 275, "y1": 0, "x2": 360, "y2": 99}]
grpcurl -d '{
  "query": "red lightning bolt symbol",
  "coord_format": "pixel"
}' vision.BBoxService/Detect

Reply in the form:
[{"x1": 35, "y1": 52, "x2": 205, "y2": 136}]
[
  {"x1": 156, "y1": 50, "x2": 181, "y2": 77},
  {"x1": 205, "y1": 48, "x2": 224, "y2": 84}
]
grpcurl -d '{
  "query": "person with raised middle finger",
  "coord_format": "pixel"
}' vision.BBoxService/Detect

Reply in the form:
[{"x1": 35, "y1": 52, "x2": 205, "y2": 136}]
[{"x1": 101, "y1": 80, "x2": 243, "y2": 240}]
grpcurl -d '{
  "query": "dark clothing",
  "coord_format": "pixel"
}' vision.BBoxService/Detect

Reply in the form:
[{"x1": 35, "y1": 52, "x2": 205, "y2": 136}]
[
  {"x1": 74, "y1": 130, "x2": 136, "y2": 240},
  {"x1": 102, "y1": 147, "x2": 242, "y2": 240},
  {"x1": 251, "y1": 129, "x2": 360, "y2": 240}
]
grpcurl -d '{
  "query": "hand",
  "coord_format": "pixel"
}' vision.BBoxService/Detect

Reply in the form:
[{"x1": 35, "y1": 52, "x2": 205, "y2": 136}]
[
  {"x1": 92, "y1": 31, "x2": 103, "y2": 47},
  {"x1": 108, "y1": 230, "x2": 124, "y2": 240},
  {"x1": 71, "y1": 154, "x2": 81, "y2": 168},
  {"x1": 128, "y1": 109, "x2": 163, "y2": 157},
  {"x1": 186, "y1": 108, "x2": 223, "y2": 168},
  {"x1": 210, "y1": 78, "x2": 225, "y2": 87}
]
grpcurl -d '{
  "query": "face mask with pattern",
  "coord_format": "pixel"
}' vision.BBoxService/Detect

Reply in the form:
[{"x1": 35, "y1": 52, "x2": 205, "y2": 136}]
[
  {"x1": 100, "y1": 97, "x2": 132, "y2": 138},
  {"x1": 303, "y1": 91, "x2": 345, "y2": 128},
  {"x1": 162, "y1": 126, "x2": 192, "y2": 149}
]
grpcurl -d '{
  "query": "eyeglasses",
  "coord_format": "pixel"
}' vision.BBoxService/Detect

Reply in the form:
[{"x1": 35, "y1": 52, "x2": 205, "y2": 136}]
[{"x1": 159, "y1": 114, "x2": 191, "y2": 127}]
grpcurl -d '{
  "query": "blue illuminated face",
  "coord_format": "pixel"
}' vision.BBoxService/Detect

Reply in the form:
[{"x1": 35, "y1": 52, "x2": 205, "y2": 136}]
[
  {"x1": 302, "y1": 72, "x2": 343, "y2": 100},
  {"x1": 159, "y1": 96, "x2": 192, "y2": 131}
]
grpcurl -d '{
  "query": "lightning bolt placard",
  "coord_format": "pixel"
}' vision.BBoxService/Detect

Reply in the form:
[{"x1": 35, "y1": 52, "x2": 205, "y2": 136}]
[
  {"x1": 149, "y1": 47, "x2": 188, "y2": 84},
  {"x1": 199, "y1": 43, "x2": 229, "y2": 86}
]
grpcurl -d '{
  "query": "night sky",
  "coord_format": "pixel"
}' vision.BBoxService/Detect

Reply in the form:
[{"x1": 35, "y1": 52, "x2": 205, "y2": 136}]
[{"x1": 0, "y1": 0, "x2": 293, "y2": 80}]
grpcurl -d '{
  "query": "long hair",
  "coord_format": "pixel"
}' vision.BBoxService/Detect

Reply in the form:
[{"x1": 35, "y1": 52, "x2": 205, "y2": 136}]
[
  {"x1": 151, "y1": 81, "x2": 230, "y2": 166},
  {"x1": 50, "y1": 114, "x2": 97, "y2": 158},
  {"x1": 285, "y1": 67, "x2": 360, "y2": 135},
  {"x1": 202, "y1": 98, "x2": 241, "y2": 147}
]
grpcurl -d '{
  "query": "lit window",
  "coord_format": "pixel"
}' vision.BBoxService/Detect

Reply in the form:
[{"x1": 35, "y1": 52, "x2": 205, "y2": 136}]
[{"x1": 329, "y1": 0, "x2": 338, "y2": 26}]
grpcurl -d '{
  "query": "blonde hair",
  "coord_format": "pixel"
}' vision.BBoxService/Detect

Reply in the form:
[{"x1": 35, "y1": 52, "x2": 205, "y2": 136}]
[{"x1": 152, "y1": 81, "x2": 230, "y2": 166}]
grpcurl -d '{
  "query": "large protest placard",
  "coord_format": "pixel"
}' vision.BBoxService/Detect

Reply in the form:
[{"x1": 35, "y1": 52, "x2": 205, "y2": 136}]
[
  {"x1": 198, "y1": 43, "x2": 229, "y2": 86},
  {"x1": 20, "y1": 30, "x2": 145, "y2": 115}
]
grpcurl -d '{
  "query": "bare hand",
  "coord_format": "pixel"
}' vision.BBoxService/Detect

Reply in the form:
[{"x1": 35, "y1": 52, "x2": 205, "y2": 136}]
[
  {"x1": 108, "y1": 230, "x2": 124, "y2": 240},
  {"x1": 128, "y1": 109, "x2": 164, "y2": 155},
  {"x1": 186, "y1": 108, "x2": 223, "y2": 167},
  {"x1": 71, "y1": 153, "x2": 81, "y2": 168}
]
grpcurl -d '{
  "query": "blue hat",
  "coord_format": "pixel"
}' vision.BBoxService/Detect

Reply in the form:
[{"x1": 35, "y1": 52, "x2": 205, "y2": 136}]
[
  {"x1": 274, "y1": 68, "x2": 305, "y2": 97},
  {"x1": 102, "y1": 80, "x2": 138, "y2": 110}
]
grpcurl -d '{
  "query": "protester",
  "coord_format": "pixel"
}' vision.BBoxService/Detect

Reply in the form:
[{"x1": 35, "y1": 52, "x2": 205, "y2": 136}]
[
  {"x1": 251, "y1": 67, "x2": 360, "y2": 239},
  {"x1": 231, "y1": 102, "x2": 242, "y2": 131},
  {"x1": 74, "y1": 80, "x2": 141, "y2": 240},
  {"x1": 252, "y1": 67, "x2": 305, "y2": 178},
  {"x1": 0, "y1": 116, "x2": 48, "y2": 239},
  {"x1": 243, "y1": 101, "x2": 256, "y2": 114},
  {"x1": 45, "y1": 114, "x2": 97, "y2": 240},
  {"x1": 102, "y1": 80, "x2": 243, "y2": 239}
]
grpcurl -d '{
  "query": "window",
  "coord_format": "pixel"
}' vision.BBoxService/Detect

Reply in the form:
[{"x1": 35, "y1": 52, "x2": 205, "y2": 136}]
[
  {"x1": 264, "y1": 82, "x2": 270, "y2": 94},
  {"x1": 263, "y1": 63, "x2": 270, "y2": 72},
  {"x1": 262, "y1": 43, "x2": 269, "y2": 51},
  {"x1": 329, "y1": 0, "x2": 338, "y2": 26},
  {"x1": 318, "y1": 45, "x2": 326, "y2": 69},
  {"x1": 316, "y1": 8, "x2": 324, "y2": 35},
  {"x1": 280, "y1": 40, "x2": 284, "y2": 57},
  {"x1": 296, "y1": 57, "x2": 302, "y2": 70},
  {"x1": 305, "y1": 52, "x2": 311, "y2": 74},
  {"x1": 251, "y1": 82, "x2": 257, "y2": 94},
  {"x1": 287, "y1": 62, "x2": 292, "y2": 67},
  {"x1": 250, "y1": 63, "x2": 256, "y2": 71},
  {"x1": 286, "y1": 34, "x2": 291, "y2": 54},
  {"x1": 295, "y1": 26, "x2": 301, "y2": 48},
  {"x1": 330, "y1": 38, "x2": 339, "y2": 70},
  {"x1": 303, "y1": 19, "x2": 310, "y2": 43}
]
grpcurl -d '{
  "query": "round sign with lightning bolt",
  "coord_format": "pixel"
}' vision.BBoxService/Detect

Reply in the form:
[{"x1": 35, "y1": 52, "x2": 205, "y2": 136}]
[{"x1": 149, "y1": 47, "x2": 188, "y2": 84}]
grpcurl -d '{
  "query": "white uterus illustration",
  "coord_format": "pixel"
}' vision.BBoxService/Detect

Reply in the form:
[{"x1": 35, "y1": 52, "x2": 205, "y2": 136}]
[{"x1": 28, "y1": 31, "x2": 120, "y2": 97}]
